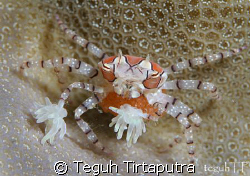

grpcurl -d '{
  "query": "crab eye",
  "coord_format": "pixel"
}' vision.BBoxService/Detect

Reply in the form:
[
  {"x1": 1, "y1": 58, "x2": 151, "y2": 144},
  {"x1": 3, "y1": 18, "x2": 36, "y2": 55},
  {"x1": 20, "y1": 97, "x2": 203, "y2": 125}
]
[
  {"x1": 151, "y1": 71, "x2": 159, "y2": 78},
  {"x1": 102, "y1": 63, "x2": 111, "y2": 71},
  {"x1": 142, "y1": 70, "x2": 162, "y2": 89},
  {"x1": 100, "y1": 63, "x2": 116, "y2": 82},
  {"x1": 142, "y1": 76, "x2": 161, "y2": 89}
]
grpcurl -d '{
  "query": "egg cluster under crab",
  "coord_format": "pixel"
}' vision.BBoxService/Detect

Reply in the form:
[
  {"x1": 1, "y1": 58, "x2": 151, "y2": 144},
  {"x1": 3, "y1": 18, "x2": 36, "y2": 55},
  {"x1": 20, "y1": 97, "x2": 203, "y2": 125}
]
[{"x1": 19, "y1": 15, "x2": 247, "y2": 163}]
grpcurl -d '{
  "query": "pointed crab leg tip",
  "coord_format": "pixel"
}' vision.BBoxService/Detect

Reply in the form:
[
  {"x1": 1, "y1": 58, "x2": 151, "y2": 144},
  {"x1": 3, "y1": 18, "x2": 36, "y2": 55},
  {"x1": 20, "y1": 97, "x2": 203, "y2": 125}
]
[
  {"x1": 146, "y1": 54, "x2": 150, "y2": 61},
  {"x1": 118, "y1": 49, "x2": 123, "y2": 57}
]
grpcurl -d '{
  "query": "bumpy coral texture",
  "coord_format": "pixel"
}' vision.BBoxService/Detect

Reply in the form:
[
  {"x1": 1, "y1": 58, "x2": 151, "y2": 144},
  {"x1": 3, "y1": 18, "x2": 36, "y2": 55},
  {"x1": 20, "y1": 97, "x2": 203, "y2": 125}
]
[{"x1": 0, "y1": 0, "x2": 249, "y2": 175}]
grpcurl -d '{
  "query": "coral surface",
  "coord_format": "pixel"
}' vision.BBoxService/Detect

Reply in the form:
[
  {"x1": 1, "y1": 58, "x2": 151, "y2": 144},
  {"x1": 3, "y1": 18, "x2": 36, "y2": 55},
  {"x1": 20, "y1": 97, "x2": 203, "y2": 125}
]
[{"x1": 0, "y1": 0, "x2": 249, "y2": 175}]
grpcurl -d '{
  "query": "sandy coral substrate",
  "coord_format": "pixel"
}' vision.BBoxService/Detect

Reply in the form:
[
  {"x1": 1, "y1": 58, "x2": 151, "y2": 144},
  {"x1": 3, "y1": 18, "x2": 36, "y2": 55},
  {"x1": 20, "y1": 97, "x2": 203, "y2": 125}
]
[{"x1": 0, "y1": 0, "x2": 250, "y2": 175}]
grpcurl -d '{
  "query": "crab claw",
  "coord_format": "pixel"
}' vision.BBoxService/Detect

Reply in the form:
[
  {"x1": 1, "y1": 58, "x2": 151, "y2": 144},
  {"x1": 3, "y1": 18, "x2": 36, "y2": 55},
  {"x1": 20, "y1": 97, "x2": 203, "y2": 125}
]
[
  {"x1": 109, "y1": 104, "x2": 147, "y2": 147},
  {"x1": 34, "y1": 97, "x2": 67, "y2": 145}
]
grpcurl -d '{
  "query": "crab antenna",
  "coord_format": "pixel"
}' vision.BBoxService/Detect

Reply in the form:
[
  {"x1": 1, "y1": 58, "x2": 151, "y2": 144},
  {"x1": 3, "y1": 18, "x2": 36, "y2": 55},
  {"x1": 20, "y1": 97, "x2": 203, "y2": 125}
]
[
  {"x1": 146, "y1": 54, "x2": 150, "y2": 61},
  {"x1": 118, "y1": 49, "x2": 123, "y2": 58}
]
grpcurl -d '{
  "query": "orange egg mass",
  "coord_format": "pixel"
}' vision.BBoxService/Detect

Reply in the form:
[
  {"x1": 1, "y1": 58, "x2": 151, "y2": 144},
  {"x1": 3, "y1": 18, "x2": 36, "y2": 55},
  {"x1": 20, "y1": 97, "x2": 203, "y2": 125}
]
[{"x1": 99, "y1": 91, "x2": 159, "y2": 117}]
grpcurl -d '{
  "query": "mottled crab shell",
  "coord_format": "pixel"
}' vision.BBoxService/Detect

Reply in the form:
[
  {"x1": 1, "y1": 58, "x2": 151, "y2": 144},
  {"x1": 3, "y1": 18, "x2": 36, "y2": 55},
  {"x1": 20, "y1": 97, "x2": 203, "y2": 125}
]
[{"x1": 99, "y1": 55, "x2": 165, "y2": 89}]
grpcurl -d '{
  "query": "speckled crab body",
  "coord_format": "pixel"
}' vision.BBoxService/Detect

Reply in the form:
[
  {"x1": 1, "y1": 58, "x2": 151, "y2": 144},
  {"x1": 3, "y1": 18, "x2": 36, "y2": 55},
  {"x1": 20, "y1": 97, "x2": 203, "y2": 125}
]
[{"x1": 20, "y1": 15, "x2": 247, "y2": 163}]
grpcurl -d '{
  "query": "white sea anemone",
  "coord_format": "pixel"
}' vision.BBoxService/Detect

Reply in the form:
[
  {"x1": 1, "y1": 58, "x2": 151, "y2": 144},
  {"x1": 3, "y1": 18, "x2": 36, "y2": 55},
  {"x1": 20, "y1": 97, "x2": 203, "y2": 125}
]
[
  {"x1": 109, "y1": 104, "x2": 147, "y2": 147},
  {"x1": 34, "y1": 97, "x2": 67, "y2": 145}
]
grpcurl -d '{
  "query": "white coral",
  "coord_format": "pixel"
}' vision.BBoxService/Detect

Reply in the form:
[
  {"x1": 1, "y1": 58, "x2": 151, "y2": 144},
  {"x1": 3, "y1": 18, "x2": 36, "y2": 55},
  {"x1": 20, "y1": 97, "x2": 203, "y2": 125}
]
[
  {"x1": 109, "y1": 104, "x2": 147, "y2": 147},
  {"x1": 34, "y1": 97, "x2": 67, "y2": 145}
]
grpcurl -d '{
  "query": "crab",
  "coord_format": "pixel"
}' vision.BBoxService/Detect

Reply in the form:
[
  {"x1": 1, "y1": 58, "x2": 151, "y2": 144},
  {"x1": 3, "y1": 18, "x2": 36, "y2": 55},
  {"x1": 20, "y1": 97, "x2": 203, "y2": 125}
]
[{"x1": 19, "y1": 15, "x2": 247, "y2": 163}]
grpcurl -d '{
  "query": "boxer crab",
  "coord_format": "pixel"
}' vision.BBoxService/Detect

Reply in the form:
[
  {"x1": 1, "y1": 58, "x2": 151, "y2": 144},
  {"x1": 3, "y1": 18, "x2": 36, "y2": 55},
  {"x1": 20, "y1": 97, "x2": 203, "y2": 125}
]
[{"x1": 20, "y1": 15, "x2": 247, "y2": 163}]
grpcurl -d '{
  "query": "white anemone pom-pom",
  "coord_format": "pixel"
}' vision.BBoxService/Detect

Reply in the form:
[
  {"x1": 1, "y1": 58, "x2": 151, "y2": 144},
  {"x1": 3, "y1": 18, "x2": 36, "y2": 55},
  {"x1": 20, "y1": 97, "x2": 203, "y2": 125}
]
[
  {"x1": 109, "y1": 104, "x2": 147, "y2": 147},
  {"x1": 34, "y1": 97, "x2": 67, "y2": 145}
]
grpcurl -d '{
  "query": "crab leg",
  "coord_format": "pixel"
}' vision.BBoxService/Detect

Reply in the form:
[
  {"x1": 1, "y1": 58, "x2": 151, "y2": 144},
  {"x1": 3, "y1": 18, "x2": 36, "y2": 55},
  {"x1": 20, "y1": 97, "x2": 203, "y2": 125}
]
[
  {"x1": 59, "y1": 82, "x2": 103, "y2": 101},
  {"x1": 164, "y1": 103, "x2": 196, "y2": 163},
  {"x1": 168, "y1": 96, "x2": 201, "y2": 127},
  {"x1": 58, "y1": 82, "x2": 104, "y2": 147},
  {"x1": 55, "y1": 14, "x2": 109, "y2": 60},
  {"x1": 147, "y1": 92, "x2": 202, "y2": 126},
  {"x1": 19, "y1": 57, "x2": 99, "y2": 78},
  {"x1": 164, "y1": 45, "x2": 248, "y2": 74},
  {"x1": 147, "y1": 92, "x2": 199, "y2": 163},
  {"x1": 74, "y1": 94, "x2": 110, "y2": 154},
  {"x1": 162, "y1": 80, "x2": 220, "y2": 99}
]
